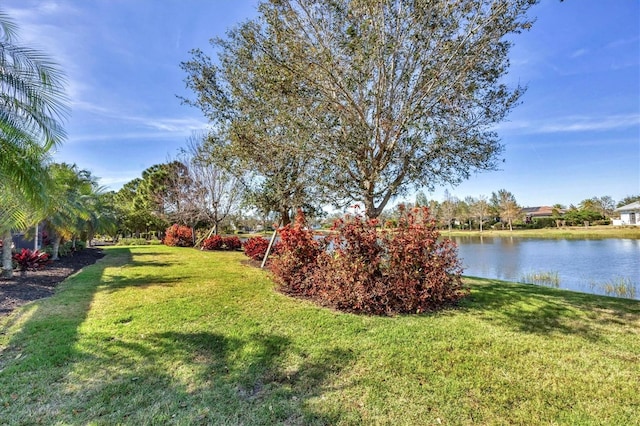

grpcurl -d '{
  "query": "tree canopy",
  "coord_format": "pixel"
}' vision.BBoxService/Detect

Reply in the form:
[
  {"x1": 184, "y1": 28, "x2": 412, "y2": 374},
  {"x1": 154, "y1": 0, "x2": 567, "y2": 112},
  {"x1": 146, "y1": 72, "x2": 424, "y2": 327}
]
[{"x1": 183, "y1": 0, "x2": 537, "y2": 218}]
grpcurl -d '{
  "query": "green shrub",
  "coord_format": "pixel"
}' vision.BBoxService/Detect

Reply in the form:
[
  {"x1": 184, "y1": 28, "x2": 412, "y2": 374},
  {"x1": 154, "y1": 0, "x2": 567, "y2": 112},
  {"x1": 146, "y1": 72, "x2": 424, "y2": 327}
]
[{"x1": 115, "y1": 238, "x2": 149, "y2": 246}]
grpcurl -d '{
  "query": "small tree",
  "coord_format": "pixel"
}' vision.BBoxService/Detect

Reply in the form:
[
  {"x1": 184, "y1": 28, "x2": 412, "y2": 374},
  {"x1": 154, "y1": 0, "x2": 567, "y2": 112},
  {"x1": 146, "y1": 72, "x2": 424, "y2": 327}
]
[
  {"x1": 470, "y1": 195, "x2": 490, "y2": 232},
  {"x1": 440, "y1": 190, "x2": 459, "y2": 231},
  {"x1": 491, "y1": 189, "x2": 519, "y2": 231}
]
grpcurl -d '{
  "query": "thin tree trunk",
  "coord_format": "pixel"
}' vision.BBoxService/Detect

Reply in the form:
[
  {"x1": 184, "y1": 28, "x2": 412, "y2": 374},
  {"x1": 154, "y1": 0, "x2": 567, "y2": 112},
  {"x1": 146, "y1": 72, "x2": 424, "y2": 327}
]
[
  {"x1": 52, "y1": 235, "x2": 62, "y2": 261},
  {"x1": 1, "y1": 230, "x2": 13, "y2": 279}
]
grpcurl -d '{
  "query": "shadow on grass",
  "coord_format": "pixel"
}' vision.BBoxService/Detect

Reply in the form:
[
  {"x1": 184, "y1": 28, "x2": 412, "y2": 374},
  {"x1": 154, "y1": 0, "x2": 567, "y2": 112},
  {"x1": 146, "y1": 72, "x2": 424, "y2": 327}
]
[
  {"x1": 0, "y1": 247, "x2": 356, "y2": 424},
  {"x1": 460, "y1": 277, "x2": 640, "y2": 341},
  {"x1": 51, "y1": 330, "x2": 355, "y2": 424},
  {"x1": 0, "y1": 248, "x2": 132, "y2": 372},
  {"x1": 97, "y1": 273, "x2": 185, "y2": 293}
]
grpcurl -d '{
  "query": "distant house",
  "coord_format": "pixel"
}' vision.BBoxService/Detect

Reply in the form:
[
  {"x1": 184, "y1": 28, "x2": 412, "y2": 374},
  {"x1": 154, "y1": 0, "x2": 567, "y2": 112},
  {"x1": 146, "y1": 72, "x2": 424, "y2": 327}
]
[
  {"x1": 613, "y1": 201, "x2": 640, "y2": 226},
  {"x1": 521, "y1": 206, "x2": 564, "y2": 223}
]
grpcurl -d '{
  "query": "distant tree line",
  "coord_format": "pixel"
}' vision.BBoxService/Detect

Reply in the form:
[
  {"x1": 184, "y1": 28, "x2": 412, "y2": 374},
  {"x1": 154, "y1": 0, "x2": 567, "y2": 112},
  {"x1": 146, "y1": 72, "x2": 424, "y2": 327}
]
[{"x1": 373, "y1": 191, "x2": 640, "y2": 231}]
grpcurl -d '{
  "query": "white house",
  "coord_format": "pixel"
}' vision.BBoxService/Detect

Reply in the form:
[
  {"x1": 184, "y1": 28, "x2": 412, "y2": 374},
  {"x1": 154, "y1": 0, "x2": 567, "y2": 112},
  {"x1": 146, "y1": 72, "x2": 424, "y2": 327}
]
[{"x1": 613, "y1": 201, "x2": 640, "y2": 226}]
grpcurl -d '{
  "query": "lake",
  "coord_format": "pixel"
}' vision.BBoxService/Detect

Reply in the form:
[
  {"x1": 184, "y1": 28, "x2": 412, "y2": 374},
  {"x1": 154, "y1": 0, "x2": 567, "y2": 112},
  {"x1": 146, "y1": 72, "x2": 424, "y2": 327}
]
[{"x1": 449, "y1": 236, "x2": 640, "y2": 300}]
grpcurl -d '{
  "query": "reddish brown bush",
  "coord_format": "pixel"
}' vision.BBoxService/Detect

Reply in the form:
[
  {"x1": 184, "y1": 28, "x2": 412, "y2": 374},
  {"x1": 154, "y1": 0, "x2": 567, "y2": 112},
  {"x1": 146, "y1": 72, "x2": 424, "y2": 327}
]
[
  {"x1": 271, "y1": 207, "x2": 467, "y2": 315},
  {"x1": 163, "y1": 224, "x2": 194, "y2": 247},
  {"x1": 243, "y1": 237, "x2": 271, "y2": 261},
  {"x1": 269, "y1": 210, "x2": 324, "y2": 295},
  {"x1": 202, "y1": 235, "x2": 242, "y2": 251},
  {"x1": 202, "y1": 235, "x2": 223, "y2": 250},
  {"x1": 223, "y1": 236, "x2": 242, "y2": 250}
]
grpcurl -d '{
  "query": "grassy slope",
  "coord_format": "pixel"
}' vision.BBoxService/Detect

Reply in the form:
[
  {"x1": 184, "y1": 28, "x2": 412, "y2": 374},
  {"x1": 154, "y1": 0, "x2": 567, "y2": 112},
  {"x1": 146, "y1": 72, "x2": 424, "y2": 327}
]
[
  {"x1": 0, "y1": 246, "x2": 638, "y2": 425},
  {"x1": 443, "y1": 225, "x2": 640, "y2": 239}
]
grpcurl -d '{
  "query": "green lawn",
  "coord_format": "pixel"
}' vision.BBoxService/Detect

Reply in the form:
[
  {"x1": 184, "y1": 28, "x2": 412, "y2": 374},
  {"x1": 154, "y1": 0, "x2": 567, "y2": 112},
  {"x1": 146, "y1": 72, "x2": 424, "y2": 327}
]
[
  {"x1": 1, "y1": 246, "x2": 638, "y2": 425},
  {"x1": 444, "y1": 225, "x2": 640, "y2": 239}
]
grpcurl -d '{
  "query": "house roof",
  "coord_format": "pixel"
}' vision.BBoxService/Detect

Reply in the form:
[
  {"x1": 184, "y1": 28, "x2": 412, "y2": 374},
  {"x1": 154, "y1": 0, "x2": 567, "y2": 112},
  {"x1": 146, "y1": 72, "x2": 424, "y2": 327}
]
[
  {"x1": 614, "y1": 201, "x2": 640, "y2": 212},
  {"x1": 521, "y1": 206, "x2": 563, "y2": 217}
]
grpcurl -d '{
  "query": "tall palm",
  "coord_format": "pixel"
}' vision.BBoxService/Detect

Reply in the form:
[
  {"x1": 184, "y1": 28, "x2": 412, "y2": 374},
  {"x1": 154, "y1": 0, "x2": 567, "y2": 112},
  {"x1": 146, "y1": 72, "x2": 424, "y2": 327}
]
[{"x1": 0, "y1": 10, "x2": 68, "y2": 277}]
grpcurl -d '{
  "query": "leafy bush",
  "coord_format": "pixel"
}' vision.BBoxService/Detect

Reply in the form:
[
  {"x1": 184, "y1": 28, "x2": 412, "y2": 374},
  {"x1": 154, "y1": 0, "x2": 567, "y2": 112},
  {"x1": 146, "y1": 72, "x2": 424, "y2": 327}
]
[
  {"x1": 223, "y1": 236, "x2": 242, "y2": 250},
  {"x1": 12, "y1": 249, "x2": 50, "y2": 271},
  {"x1": 163, "y1": 224, "x2": 194, "y2": 247},
  {"x1": 270, "y1": 211, "x2": 324, "y2": 295},
  {"x1": 116, "y1": 238, "x2": 150, "y2": 246},
  {"x1": 203, "y1": 235, "x2": 243, "y2": 251},
  {"x1": 202, "y1": 235, "x2": 223, "y2": 250},
  {"x1": 58, "y1": 241, "x2": 73, "y2": 257},
  {"x1": 243, "y1": 236, "x2": 273, "y2": 261},
  {"x1": 271, "y1": 207, "x2": 467, "y2": 315}
]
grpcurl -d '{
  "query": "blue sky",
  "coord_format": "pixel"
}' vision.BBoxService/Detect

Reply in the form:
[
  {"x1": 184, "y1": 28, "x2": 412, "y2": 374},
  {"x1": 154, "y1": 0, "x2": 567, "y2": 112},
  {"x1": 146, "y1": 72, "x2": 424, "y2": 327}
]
[{"x1": 4, "y1": 0, "x2": 639, "y2": 208}]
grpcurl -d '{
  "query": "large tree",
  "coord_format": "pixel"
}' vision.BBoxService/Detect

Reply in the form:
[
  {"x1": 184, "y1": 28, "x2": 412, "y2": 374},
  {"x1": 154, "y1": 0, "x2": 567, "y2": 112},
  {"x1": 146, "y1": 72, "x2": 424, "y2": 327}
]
[
  {"x1": 113, "y1": 178, "x2": 167, "y2": 239},
  {"x1": 183, "y1": 0, "x2": 536, "y2": 219},
  {"x1": 182, "y1": 45, "x2": 329, "y2": 225},
  {"x1": 0, "y1": 11, "x2": 68, "y2": 277}
]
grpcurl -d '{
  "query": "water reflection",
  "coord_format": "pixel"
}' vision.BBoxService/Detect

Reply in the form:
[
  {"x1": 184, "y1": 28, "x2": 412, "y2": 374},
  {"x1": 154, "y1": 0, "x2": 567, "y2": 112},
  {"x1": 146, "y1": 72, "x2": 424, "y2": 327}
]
[{"x1": 449, "y1": 237, "x2": 640, "y2": 300}]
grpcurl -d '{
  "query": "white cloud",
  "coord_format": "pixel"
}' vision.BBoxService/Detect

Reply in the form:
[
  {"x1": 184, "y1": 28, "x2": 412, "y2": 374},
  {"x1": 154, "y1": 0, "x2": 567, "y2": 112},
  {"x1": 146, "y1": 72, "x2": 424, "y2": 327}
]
[
  {"x1": 606, "y1": 36, "x2": 640, "y2": 50},
  {"x1": 498, "y1": 113, "x2": 640, "y2": 134},
  {"x1": 570, "y1": 48, "x2": 589, "y2": 58},
  {"x1": 66, "y1": 129, "x2": 198, "y2": 145},
  {"x1": 133, "y1": 117, "x2": 207, "y2": 133},
  {"x1": 537, "y1": 114, "x2": 640, "y2": 133}
]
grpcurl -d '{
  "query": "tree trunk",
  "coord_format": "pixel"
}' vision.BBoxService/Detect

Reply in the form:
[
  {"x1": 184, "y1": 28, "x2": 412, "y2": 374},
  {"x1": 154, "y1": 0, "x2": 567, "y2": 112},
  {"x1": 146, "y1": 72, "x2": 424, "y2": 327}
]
[
  {"x1": 280, "y1": 207, "x2": 291, "y2": 226},
  {"x1": 479, "y1": 220, "x2": 483, "y2": 233},
  {"x1": 52, "y1": 235, "x2": 62, "y2": 261},
  {"x1": 1, "y1": 230, "x2": 13, "y2": 279}
]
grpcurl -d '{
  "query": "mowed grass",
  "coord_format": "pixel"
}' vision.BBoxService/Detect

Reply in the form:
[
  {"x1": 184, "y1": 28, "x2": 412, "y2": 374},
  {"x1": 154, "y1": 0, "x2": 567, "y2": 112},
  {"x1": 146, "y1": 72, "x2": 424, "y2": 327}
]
[
  {"x1": 0, "y1": 246, "x2": 638, "y2": 425},
  {"x1": 445, "y1": 225, "x2": 640, "y2": 239}
]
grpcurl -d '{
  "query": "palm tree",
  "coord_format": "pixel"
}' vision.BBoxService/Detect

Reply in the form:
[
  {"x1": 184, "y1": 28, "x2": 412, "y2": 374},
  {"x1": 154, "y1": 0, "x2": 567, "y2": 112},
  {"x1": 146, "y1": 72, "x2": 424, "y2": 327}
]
[
  {"x1": 43, "y1": 164, "x2": 95, "y2": 261},
  {"x1": 0, "y1": 11, "x2": 68, "y2": 278}
]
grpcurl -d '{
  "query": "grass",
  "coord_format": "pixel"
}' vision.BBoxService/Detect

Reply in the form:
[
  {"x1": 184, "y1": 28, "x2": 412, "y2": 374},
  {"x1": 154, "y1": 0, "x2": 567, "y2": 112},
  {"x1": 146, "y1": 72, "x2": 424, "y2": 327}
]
[
  {"x1": 1, "y1": 246, "x2": 639, "y2": 425},
  {"x1": 590, "y1": 277, "x2": 638, "y2": 299},
  {"x1": 444, "y1": 225, "x2": 640, "y2": 239},
  {"x1": 519, "y1": 271, "x2": 561, "y2": 287}
]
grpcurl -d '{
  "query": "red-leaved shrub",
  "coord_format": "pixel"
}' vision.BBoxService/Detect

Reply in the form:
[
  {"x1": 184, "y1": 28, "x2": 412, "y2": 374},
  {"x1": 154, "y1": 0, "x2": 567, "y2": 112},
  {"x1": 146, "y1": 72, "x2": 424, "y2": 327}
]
[
  {"x1": 271, "y1": 207, "x2": 467, "y2": 315},
  {"x1": 163, "y1": 224, "x2": 194, "y2": 247},
  {"x1": 202, "y1": 235, "x2": 242, "y2": 251},
  {"x1": 223, "y1": 236, "x2": 242, "y2": 250},
  {"x1": 269, "y1": 210, "x2": 324, "y2": 295},
  {"x1": 243, "y1": 237, "x2": 271, "y2": 261},
  {"x1": 202, "y1": 235, "x2": 223, "y2": 250},
  {"x1": 12, "y1": 249, "x2": 50, "y2": 271}
]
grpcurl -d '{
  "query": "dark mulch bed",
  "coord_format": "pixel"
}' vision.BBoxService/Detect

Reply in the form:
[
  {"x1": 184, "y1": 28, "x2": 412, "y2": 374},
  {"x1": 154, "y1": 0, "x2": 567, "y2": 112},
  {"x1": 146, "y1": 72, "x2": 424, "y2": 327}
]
[{"x1": 0, "y1": 248, "x2": 105, "y2": 318}]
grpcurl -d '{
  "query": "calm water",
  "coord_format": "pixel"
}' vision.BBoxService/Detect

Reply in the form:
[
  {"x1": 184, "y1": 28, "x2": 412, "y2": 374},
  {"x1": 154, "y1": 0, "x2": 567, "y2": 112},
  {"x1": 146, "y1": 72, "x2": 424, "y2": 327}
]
[{"x1": 449, "y1": 236, "x2": 640, "y2": 300}]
